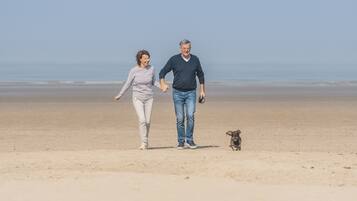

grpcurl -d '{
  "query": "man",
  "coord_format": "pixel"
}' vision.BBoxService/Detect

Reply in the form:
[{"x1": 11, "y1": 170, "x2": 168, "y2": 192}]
[{"x1": 159, "y1": 39, "x2": 205, "y2": 149}]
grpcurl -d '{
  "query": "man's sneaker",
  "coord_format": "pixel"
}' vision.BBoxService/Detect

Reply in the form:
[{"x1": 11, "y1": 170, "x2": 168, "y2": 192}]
[
  {"x1": 185, "y1": 141, "x2": 198, "y2": 149},
  {"x1": 177, "y1": 142, "x2": 185, "y2": 150}
]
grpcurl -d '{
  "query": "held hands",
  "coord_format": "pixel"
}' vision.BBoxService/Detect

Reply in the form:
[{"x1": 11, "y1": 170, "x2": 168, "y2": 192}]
[
  {"x1": 160, "y1": 84, "x2": 169, "y2": 92},
  {"x1": 160, "y1": 79, "x2": 169, "y2": 92}
]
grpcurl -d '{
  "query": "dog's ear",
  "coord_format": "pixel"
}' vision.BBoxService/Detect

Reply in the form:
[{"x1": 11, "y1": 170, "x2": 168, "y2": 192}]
[
  {"x1": 236, "y1": 129, "x2": 241, "y2": 134},
  {"x1": 226, "y1": 131, "x2": 233, "y2": 136}
]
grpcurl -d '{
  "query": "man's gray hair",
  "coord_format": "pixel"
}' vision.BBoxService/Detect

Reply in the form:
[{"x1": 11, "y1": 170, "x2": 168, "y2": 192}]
[{"x1": 179, "y1": 39, "x2": 191, "y2": 46}]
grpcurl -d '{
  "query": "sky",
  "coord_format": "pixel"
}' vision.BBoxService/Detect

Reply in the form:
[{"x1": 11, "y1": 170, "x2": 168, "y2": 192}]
[{"x1": 1, "y1": 0, "x2": 357, "y2": 67}]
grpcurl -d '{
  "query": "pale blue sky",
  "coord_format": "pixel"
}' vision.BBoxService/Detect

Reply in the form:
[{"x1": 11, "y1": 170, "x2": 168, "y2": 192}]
[{"x1": 1, "y1": 0, "x2": 357, "y2": 66}]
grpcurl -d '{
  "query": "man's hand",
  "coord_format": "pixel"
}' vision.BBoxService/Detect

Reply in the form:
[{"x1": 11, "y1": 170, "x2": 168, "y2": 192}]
[
  {"x1": 114, "y1": 95, "x2": 120, "y2": 101},
  {"x1": 160, "y1": 79, "x2": 169, "y2": 92},
  {"x1": 161, "y1": 84, "x2": 169, "y2": 92},
  {"x1": 200, "y1": 91, "x2": 205, "y2": 98}
]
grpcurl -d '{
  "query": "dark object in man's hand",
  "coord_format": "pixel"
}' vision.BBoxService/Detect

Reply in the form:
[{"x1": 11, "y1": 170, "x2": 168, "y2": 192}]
[{"x1": 198, "y1": 96, "x2": 205, "y2": 104}]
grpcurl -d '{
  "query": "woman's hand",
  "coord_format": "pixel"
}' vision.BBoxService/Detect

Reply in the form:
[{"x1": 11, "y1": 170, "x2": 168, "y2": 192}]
[{"x1": 114, "y1": 96, "x2": 120, "y2": 101}]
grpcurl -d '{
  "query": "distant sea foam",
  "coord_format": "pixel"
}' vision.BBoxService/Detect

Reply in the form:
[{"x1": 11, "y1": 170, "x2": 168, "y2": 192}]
[{"x1": 0, "y1": 62, "x2": 356, "y2": 86}]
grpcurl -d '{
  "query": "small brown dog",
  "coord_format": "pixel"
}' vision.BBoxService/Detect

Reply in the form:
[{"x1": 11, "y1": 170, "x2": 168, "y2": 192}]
[{"x1": 226, "y1": 130, "x2": 242, "y2": 151}]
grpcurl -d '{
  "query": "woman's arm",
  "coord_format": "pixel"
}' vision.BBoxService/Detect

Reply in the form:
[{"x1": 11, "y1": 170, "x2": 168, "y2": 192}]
[
  {"x1": 152, "y1": 67, "x2": 161, "y2": 88},
  {"x1": 114, "y1": 68, "x2": 135, "y2": 100}
]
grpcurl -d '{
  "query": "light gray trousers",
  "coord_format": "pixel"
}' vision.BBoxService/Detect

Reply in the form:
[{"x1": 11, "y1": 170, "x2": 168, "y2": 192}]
[{"x1": 132, "y1": 96, "x2": 153, "y2": 144}]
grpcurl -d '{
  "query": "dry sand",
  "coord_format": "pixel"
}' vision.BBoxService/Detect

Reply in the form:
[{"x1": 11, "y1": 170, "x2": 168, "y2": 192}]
[{"x1": 1, "y1": 83, "x2": 357, "y2": 201}]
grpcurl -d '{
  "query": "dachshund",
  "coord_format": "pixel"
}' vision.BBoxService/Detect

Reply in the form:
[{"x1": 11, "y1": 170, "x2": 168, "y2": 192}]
[{"x1": 226, "y1": 130, "x2": 242, "y2": 151}]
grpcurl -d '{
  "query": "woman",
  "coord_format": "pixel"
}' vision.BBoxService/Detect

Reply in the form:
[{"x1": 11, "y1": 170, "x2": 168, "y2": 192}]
[{"x1": 114, "y1": 50, "x2": 160, "y2": 150}]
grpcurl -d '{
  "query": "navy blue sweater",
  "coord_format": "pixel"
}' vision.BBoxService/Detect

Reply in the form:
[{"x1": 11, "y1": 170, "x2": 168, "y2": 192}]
[{"x1": 159, "y1": 54, "x2": 205, "y2": 91}]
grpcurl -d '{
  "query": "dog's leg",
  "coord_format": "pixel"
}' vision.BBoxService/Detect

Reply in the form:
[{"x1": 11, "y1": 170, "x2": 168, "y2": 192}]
[
  {"x1": 230, "y1": 140, "x2": 234, "y2": 151},
  {"x1": 229, "y1": 142, "x2": 234, "y2": 151}
]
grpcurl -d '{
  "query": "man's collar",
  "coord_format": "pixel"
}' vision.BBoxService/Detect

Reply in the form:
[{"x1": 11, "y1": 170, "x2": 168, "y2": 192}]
[{"x1": 181, "y1": 54, "x2": 191, "y2": 62}]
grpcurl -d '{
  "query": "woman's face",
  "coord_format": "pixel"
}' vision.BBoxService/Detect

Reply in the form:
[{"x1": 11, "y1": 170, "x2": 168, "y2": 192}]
[{"x1": 140, "y1": 54, "x2": 150, "y2": 67}]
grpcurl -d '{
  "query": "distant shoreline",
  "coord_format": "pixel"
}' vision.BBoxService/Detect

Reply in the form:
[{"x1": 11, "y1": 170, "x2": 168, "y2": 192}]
[{"x1": 1, "y1": 79, "x2": 357, "y2": 87}]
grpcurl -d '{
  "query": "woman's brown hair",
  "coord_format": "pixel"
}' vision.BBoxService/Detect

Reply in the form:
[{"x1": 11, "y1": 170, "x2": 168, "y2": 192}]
[{"x1": 136, "y1": 50, "x2": 150, "y2": 65}]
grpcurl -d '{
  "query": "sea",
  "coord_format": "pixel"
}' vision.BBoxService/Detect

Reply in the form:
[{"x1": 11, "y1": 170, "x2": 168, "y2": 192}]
[{"x1": 0, "y1": 62, "x2": 356, "y2": 86}]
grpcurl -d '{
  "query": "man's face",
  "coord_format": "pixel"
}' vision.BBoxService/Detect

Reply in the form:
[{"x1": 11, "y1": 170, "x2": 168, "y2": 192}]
[{"x1": 180, "y1": 43, "x2": 191, "y2": 57}]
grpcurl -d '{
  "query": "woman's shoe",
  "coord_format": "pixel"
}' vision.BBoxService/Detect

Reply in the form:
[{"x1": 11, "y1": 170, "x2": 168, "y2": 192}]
[{"x1": 139, "y1": 143, "x2": 148, "y2": 150}]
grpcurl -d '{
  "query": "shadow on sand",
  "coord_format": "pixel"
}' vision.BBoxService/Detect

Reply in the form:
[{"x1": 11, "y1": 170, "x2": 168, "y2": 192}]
[{"x1": 148, "y1": 145, "x2": 220, "y2": 150}]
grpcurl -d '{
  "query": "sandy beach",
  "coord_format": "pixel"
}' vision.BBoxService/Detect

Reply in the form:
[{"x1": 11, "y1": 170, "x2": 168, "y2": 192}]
[{"x1": 1, "y1": 83, "x2": 357, "y2": 201}]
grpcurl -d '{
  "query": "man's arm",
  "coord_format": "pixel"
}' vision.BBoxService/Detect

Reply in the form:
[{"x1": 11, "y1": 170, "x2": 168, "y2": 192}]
[
  {"x1": 199, "y1": 83, "x2": 205, "y2": 97},
  {"x1": 159, "y1": 58, "x2": 173, "y2": 92},
  {"x1": 196, "y1": 58, "x2": 205, "y2": 97},
  {"x1": 160, "y1": 79, "x2": 169, "y2": 92}
]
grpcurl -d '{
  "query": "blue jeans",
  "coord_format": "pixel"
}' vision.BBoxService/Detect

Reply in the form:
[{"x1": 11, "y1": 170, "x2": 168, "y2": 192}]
[{"x1": 173, "y1": 89, "x2": 196, "y2": 144}]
